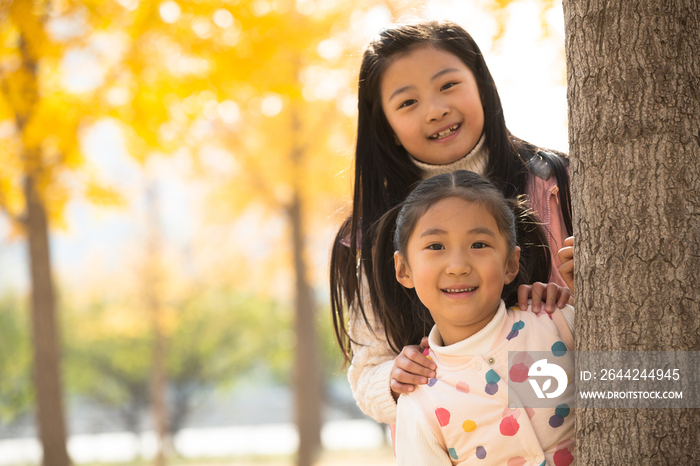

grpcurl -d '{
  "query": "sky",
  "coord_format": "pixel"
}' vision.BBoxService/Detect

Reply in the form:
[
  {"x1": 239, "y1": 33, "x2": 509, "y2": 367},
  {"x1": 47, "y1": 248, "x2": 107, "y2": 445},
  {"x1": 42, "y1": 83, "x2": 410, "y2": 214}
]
[{"x1": 0, "y1": 0, "x2": 568, "y2": 296}]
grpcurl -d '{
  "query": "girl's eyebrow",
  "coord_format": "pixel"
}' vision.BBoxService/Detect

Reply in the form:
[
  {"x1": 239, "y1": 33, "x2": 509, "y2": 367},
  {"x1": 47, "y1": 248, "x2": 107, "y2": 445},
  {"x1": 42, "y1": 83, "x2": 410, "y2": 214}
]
[
  {"x1": 419, "y1": 226, "x2": 495, "y2": 238},
  {"x1": 388, "y1": 85, "x2": 413, "y2": 103},
  {"x1": 387, "y1": 68, "x2": 462, "y2": 103},
  {"x1": 431, "y1": 68, "x2": 460, "y2": 81},
  {"x1": 468, "y1": 227, "x2": 496, "y2": 237},
  {"x1": 419, "y1": 227, "x2": 447, "y2": 238}
]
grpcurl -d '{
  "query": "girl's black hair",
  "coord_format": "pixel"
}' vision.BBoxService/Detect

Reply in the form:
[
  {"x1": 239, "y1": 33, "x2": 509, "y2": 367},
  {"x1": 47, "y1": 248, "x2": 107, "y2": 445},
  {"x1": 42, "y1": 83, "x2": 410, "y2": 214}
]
[
  {"x1": 371, "y1": 170, "x2": 551, "y2": 353},
  {"x1": 330, "y1": 20, "x2": 571, "y2": 361}
]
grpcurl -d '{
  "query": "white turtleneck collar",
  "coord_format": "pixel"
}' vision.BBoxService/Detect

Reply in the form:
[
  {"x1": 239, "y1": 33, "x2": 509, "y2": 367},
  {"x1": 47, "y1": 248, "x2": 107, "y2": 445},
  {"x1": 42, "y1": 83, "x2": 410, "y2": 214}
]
[
  {"x1": 410, "y1": 132, "x2": 489, "y2": 179},
  {"x1": 428, "y1": 300, "x2": 506, "y2": 357}
]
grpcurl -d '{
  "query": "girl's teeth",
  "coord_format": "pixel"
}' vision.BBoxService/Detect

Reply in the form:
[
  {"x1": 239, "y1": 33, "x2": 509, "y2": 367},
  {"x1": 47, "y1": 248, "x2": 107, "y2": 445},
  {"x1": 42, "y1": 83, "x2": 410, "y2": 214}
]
[
  {"x1": 430, "y1": 124, "x2": 459, "y2": 139},
  {"x1": 444, "y1": 287, "x2": 476, "y2": 293}
]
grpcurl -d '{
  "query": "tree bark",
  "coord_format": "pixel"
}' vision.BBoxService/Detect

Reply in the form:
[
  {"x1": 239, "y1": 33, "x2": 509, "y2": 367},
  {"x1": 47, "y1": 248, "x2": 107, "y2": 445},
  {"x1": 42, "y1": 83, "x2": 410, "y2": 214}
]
[
  {"x1": 563, "y1": 0, "x2": 700, "y2": 463},
  {"x1": 24, "y1": 174, "x2": 71, "y2": 466}
]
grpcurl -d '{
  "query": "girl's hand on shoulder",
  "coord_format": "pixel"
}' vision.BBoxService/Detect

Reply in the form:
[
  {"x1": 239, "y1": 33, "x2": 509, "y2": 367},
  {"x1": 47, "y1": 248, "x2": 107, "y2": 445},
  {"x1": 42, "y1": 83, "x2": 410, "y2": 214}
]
[
  {"x1": 517, "y1": 282, "x2": 571, "y2": 314},
  {"x1": 558, "y1": 236, "x2": 575, "y2": 293},
  {"x1": 390, "y1": 337, "x2": 436, "y2": 401}
]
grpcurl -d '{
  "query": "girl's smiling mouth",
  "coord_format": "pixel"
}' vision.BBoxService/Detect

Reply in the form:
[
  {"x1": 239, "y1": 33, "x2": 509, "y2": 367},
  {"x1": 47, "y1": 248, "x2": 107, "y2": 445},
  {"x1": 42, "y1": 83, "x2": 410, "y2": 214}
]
[
  {"x1": 429, "y1": 124, "x2": 460, "y2": 140},
  {"x1": 442, "y1": 286, "x2": 477, "y2": 294}
]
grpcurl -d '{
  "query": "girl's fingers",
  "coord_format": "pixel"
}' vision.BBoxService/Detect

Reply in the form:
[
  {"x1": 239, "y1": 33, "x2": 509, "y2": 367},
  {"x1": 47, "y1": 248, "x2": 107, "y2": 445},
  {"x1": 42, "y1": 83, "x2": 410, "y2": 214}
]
[
  {"x1": 518, "y1": 282, "x2": 570, "y2": 314},
  {"x1": 557, "y1": 286, "x2": 572, "y2": 309},
  {"x1": 418, "y1": 336, "x2": 430, "y2": 351},
  {"x1": 396, "y1": 354, "x2": 436, "y2": 377},
  {"x1": 560, "y1": 260, "x2": 574, "y2": 274},
  {"x1": 401, "y1": 344, "x2": 436, "y2": 371},
  {"x1": 558, "y1": 246, "x2": 574, "y2": 263},
  {"x1": 517, "y1": 284, "x2": 532, "y2": 313},
  {"x1": 544, "y1": 282, "x2": 561, "y2": 312},
  {"x1": 391, "y1": 378, "x2": 417, "y2": 395},
  {"x1": 559, "y1": 259, "x2": 575, "y2": 293},
  {"x1": 392, "y1": 366, "x2": 430, "y2": 386},
  {"x1": 530, "y1": 282, "x2": 545, "y2": 313}
]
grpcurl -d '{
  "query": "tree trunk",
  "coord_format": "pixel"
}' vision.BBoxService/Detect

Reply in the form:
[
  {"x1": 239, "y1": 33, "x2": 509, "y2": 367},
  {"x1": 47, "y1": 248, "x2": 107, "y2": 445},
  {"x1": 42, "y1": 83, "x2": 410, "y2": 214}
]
[
  {"x1": 24, "y1": 174, "x2": 71, "y2": 466},
  {"x1": 145, "y1": 181, "x2": 170, "y2": 466},
  {"x1": 289, "y1": 105, "x2": 322, "y2": 466},
  {"x1": 563, "y1": 0, "x2": 700, "y2": 463},
  {"x1": 290, "y1": 191, "x2": 322, "y2": 466}
]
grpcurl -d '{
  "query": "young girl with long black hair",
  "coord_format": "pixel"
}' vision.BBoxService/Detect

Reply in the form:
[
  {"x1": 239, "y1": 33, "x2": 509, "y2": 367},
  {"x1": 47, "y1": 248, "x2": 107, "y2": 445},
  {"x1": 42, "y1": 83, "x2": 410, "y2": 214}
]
[{"x1": 330, "y1": 20, "x2": 574, "y2": 425}]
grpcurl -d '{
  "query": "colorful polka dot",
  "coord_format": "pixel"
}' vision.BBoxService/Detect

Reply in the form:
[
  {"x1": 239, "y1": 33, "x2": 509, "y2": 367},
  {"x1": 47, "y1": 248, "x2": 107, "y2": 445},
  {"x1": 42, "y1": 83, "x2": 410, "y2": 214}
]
[
  {"x1": 549, "y1": 403, "x2": 570, "y2": 428},
  {"x1": 549, "y1": 414, "x2": 564, "y2": 428},
  {"x1": 475, "y1": 446, "x2": 487, "y2": 459},
  {"x1": 448, "y1": 447, "x2": 459, "y2": 460},
  {"x1": 551, "y1": 341, "x2": 567, "y2": 356},
  {"x1": 539, "y1": 461, "x2": 546, "y2": 466},
  {"x1": 499, "y1": 415, "x2": 519, "y2": 436},
  {"x1": 485, "y1": 369, "x2": 500, "y2": 384},
  {"x1": 427, "y1": 378, "x2": 438, "y2": 387},
  {"x1": 507, "y1": 456, "x2": 527, "y2": 466},
  {"x1": 422, "y1": 347, "x2": 430, "y2": 356},
  {"x1": 435, "y1": 408, "x2": 450, "y2": 427},
  {"x1": 553, "y1": 448, "x2": 574, "y2": 466},
  {"x1": 509, "y1": 362, "x2": 529, "y2": 383},
  {"x1": 525, "y1": 407, "x2": 536, "y2": 419},
  {"x1": 456, "y1": 382, "x2": 470, "y2": 393},
  {"x1": 462, "y1": 419, "x2": 477, "y2": 432},
  {"x1": 506, "y1": 321, "x2": 525, "y2": 340},
  {"x1": 555, "y1": 404, "x2": 570, "y2": 418},
  {"x1": 485, "y1": 369, "x2": 500, "y2": 394}
]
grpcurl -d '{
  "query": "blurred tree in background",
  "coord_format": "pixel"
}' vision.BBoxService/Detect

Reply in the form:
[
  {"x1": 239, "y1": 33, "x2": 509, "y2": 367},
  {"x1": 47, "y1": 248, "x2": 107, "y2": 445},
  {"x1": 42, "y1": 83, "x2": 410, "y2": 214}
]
[
  {"x1": 0, "y1": 1, "x2": 115, "y2": 464},
  {"x1": 64, "y1": 286, "x2": 292, "y2": 436},
  {"x1": 90, "y1": 2, "x2": 364, "y2": 464}
]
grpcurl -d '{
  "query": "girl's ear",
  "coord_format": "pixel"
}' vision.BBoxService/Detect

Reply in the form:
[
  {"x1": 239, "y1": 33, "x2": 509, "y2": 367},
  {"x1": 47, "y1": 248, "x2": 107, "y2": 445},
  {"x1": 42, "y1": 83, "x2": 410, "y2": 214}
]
[
  {"x1": 394, "y1": 251, "x2": 415, "y2": 288},
  {"x1": 504, "y1": 246, "x2": 521, "y2": 285}
]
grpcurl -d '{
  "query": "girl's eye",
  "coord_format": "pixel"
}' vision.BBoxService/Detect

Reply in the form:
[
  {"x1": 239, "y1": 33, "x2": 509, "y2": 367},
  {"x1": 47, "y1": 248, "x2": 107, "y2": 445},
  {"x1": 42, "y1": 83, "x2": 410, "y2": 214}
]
[
  {"x1": 399, "y1": 99, "x2": 417, "y2": 109},
  {"x1": 441, "y1": 82, "x2": 457, "y2": 91},
  {"x1": 471, "y1": 242, "x2": 489, "y2": 249},
  {"x1": 427, "y1": 243, "x2": 444, "y2": 251}
]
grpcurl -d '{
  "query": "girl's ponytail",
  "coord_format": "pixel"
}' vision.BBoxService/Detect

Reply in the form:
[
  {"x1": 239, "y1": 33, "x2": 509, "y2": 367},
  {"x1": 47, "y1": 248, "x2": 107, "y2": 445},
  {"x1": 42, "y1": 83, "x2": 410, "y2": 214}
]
[
  {"x1": 370, "y1": 205, "x2": 432, "y2": 354},
  {"x1": 502, "y1": 196, "x2": 553, "y2": 307},
  {"x1": 330, "y1": 216, "x2": 358, "y2": 362}
]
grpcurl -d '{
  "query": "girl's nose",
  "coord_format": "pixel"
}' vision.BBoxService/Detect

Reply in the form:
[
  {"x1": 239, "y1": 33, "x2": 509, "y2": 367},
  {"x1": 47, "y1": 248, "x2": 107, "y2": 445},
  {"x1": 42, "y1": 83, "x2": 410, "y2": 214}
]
[
  {"x1": 427, "y1": 98, "x2": 450, "y2": 122},
  {"x1": 445, "y1": 253, "x2": 471, "y2": 275}
]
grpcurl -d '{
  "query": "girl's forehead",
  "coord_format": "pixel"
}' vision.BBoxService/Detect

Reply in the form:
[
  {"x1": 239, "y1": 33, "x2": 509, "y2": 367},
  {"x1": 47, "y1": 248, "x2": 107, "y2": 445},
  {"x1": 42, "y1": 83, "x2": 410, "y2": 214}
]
[
  {"x1": 411, "y1": 197, "x2": 499, "y2": 234},
  {"x1": 384, "y1": 44, "x2": 462, "y2": 73},
  {"x1": 381, "y1": 45, "x2": 470, "y2": 83}
]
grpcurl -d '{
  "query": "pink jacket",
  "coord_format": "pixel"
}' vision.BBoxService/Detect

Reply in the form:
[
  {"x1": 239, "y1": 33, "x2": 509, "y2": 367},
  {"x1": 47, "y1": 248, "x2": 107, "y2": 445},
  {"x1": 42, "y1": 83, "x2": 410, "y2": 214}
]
[{"x1": 526, "y1": 171, "x2": 569, "y2": 287}]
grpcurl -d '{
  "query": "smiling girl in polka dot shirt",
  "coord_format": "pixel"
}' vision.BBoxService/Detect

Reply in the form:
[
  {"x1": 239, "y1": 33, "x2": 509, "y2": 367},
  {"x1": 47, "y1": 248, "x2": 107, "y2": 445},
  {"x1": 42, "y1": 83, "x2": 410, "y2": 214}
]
[{"x1": 372, "y1": 170, "x2": 575, "y2": 465}]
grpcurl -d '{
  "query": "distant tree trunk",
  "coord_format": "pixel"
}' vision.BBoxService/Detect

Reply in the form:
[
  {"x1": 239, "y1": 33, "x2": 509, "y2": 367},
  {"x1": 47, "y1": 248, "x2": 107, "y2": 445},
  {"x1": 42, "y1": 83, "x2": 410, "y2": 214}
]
[
  {"x1": 563, "y1": 0, "x2": 700, "y2": 463},
  {"x1": 24, "y1": 174, "x2": 71, "y2": 466},
  {"x1": 289, "y1": 107, "x2": 322, "y2": 466},
  {"x1": 289, "y1": 191, "x2": 322, "y2": 466},
  {"x1": 17, "y1": 22, "x2": 71, "y2": 465},
  {"x1": 145, "y1": 182, "x2": 170, "y2": 466}
]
